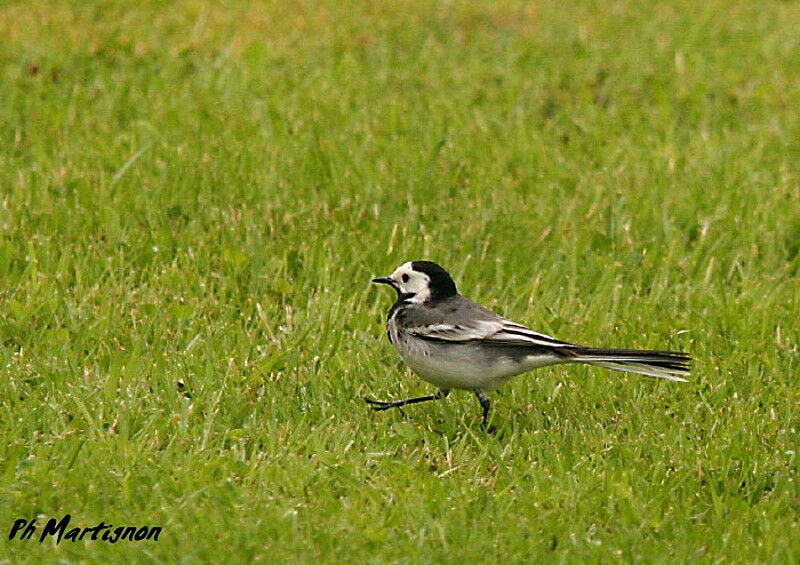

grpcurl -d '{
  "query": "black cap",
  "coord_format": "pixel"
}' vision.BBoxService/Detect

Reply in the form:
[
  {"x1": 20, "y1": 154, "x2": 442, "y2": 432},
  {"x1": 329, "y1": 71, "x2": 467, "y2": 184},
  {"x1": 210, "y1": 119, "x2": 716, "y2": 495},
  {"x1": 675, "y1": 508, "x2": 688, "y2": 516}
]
[{"x1": 411, "y1": 261, "x2": 457, "y2": 298}]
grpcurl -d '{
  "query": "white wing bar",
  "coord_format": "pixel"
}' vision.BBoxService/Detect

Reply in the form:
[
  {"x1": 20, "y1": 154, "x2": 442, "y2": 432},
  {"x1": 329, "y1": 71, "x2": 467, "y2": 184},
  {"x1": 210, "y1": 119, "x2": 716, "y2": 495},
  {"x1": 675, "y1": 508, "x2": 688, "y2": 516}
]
[{"x1": 408, "y1": 319, "x2": 573, "y2": 348}]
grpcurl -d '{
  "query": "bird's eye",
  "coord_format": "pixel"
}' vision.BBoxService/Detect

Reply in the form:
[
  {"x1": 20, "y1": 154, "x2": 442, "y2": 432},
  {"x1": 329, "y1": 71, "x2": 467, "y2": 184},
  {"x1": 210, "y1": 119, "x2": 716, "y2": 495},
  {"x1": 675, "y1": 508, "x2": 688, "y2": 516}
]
[{"x1": 401, "y1": 274, "x2": 410, "y2": 283}]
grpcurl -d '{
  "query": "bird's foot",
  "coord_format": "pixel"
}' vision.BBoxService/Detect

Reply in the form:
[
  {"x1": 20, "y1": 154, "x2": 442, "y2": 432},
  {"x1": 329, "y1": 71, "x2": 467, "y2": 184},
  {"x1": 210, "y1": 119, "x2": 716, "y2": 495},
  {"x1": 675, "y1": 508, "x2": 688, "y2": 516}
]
[{"x1": 364, "y1": 397, "x2": 402, "y2": 411}]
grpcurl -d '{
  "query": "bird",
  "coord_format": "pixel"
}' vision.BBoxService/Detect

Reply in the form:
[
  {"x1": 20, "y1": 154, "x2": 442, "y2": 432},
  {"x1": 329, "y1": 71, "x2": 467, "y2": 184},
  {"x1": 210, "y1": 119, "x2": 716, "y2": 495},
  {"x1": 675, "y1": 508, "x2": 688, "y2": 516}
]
[{"x1": 366, "y1": 261, "x2": 691, "y2": 426}]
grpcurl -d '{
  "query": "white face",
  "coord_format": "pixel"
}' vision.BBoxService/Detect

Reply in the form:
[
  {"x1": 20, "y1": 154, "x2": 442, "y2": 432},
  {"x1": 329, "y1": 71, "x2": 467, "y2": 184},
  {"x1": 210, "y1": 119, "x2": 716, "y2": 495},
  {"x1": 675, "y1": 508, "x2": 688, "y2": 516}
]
[{"x1": 383, "y1": 262, "x2": 431, "y2": 303}]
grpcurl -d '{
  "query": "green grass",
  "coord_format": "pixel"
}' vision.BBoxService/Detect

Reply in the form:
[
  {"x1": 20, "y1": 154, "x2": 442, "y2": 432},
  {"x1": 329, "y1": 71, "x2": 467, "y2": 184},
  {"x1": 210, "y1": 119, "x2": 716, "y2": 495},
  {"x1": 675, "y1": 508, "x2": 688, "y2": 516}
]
[{"x1": 1, "y1": 0, "x2": 798, "y2": 561}]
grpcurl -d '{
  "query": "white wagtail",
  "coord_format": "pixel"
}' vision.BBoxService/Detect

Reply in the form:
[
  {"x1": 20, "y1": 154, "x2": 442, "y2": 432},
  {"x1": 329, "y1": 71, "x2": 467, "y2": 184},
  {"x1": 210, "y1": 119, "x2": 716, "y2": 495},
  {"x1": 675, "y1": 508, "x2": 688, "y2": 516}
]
[{"x1": 366, "y1": 261, "x2": 691, "y2": 426}]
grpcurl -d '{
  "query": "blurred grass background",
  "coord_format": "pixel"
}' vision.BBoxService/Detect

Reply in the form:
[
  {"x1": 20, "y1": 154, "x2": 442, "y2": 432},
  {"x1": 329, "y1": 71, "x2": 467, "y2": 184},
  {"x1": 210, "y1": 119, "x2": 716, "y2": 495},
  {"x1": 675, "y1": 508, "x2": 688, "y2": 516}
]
[{"x1": 0, "y1": 0, "x2": 798, "y2": 561}]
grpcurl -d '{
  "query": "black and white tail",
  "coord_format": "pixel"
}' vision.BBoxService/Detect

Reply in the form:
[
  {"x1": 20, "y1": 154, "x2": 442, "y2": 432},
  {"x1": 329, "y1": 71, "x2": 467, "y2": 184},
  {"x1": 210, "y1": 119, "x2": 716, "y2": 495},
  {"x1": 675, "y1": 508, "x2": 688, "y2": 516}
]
[{"x1": 568, "y1": 347, "x2": 691, "y2": 382}]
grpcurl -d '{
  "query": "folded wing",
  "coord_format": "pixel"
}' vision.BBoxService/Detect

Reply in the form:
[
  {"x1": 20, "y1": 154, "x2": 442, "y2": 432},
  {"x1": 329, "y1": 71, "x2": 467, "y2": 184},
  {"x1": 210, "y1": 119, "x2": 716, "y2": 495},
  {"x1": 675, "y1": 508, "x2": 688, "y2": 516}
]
[
  {"x1": 408, "y1": 318, "x2": 574, "y2": 348},
  {"x1": 406, "y1": 319, "x2": 692, "y2": 381}
]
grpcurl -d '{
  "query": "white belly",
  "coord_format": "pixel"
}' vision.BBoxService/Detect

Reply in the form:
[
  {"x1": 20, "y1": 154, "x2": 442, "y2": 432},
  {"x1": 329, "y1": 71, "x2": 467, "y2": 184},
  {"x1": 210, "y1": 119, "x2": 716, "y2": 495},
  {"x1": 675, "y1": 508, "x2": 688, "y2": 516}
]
[{"x1": 391, "y1": 330, "x2": 564, "y2": 391}]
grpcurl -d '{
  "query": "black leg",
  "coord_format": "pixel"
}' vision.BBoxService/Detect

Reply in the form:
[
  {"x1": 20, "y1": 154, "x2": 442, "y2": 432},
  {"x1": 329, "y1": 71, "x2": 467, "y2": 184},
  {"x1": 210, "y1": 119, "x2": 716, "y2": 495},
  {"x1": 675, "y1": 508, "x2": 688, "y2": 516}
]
[
  {"x1": 365, "y1": 389, "x2": 450, "y2": 412},
  {"x1": 474, "y1": 390, "x2": 491, "y2": 427}
]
